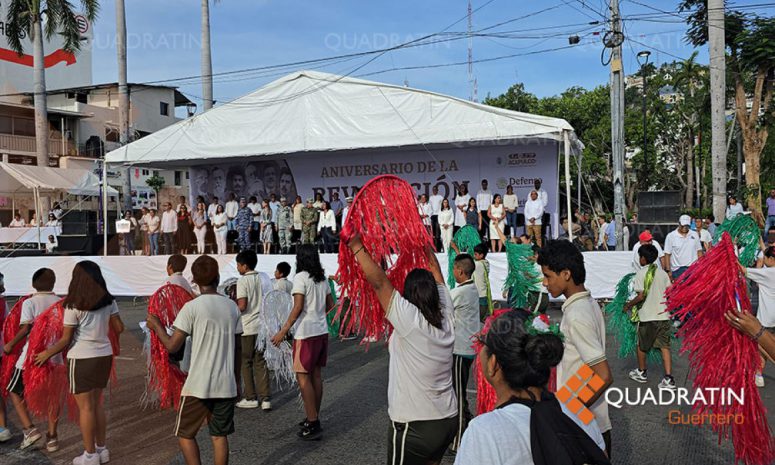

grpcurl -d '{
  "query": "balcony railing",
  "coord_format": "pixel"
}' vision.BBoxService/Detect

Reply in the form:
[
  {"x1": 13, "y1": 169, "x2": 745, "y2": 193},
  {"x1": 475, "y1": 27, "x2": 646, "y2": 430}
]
[{"x1": 0, "y1": 133, "x2": 77, "y2": 156}]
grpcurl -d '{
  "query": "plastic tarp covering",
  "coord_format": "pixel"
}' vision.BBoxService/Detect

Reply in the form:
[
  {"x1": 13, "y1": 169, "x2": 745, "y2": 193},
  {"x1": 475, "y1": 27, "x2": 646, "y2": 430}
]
[
  {"x1": 106, "y1": 70, "x2": 580, "y2": 165},
  {"x1": 0, "y1": 162, "x2": 118, "y2": 196},
  {"x1": 0, "y1": 252, "x2": 632, "y2": 299}
]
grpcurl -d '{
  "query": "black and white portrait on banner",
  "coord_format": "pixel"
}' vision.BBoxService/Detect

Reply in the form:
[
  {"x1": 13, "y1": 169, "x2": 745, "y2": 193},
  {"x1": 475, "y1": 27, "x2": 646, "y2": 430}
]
[{"x1": 189, "y1": 160, "x2": 298, "y2": 202}]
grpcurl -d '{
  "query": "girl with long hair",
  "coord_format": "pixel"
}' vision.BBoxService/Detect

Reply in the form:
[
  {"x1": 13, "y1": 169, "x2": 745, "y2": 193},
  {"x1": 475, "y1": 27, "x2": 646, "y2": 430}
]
[
  {"x1": 212, "y1": 204, "x2": 228, "y2": 255},
  {"x1": 347, "y1": 236, "x2": 457, "y2": 465},
  {"x1": 34, "y1": 261, "x2": 125, "y2": 465},
  {"x1": 466, "y1": 198, "x2": 482, "y2": 231},
  {"x1": 271, "y1": 245, "x2": 333, "y2": 440}
]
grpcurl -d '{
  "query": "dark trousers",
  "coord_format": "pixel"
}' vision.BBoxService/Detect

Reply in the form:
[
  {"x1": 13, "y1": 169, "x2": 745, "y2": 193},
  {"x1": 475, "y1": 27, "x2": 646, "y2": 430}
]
[
  {"x1": 161, "y1": 232, "x2": 176, "y2": 255},
  {"x1": 431, "y1": 215, "x2": 441, "y2": 250},
  {"x1": 320, "y1": 227, "x2": 336, "y2": 253},
  {"x1": 479, "y1": 210, "x2": 490, "y2": 241},
  {"x1": 451, "y1": 355, "x2": 473, "y2": 450},
  {"x1": 506, "y1": 210, "x2": 519, "y2": 237}
]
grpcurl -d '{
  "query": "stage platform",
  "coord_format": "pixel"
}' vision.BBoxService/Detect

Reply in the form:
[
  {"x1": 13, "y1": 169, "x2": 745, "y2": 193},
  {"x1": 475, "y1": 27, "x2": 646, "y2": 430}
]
[{"x1": 0, "y1": 251, "x2": 634, "y2": 299}]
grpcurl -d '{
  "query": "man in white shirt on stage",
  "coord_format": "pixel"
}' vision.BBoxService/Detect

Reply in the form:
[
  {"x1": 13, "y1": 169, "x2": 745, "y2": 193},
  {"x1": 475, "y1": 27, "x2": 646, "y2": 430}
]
[
  {"x1": 428, "y1": 186, "x2": 444, "y2": 250},
  {"x1": 225, "y1": 193, "x2": 239, "y2": 231},
  {"x1": 161, "y1": 202, "x2": 178, "y2": 255},
  {"x1": 207, "y1": 197, "x2": 220, "y2": 223},
  {"x1": 476, "y1": 179, "x2": 493, "y2": 241},
  {"x1": 342, "y1": 196, "x2": 353, "y2": 226},
  {"x1": 534, "y1": 179, "x2": 549, "y2": 239}
]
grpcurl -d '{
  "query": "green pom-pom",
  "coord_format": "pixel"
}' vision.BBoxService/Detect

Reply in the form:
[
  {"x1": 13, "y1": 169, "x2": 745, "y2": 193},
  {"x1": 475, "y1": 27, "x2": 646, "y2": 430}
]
[
  {"x1": 503, "y1": 242, "x2": 542, "y2": 308},
  {"x1": 327, "y1": 279, "x2": 340, "y2": 337},
  {"x1": 713, "y1": 215, "x2": 761, "y2": 266},
  {"x1": 605, "y1": 273, "x2": 663, "y2": 362},
  {"x1": 447, "y1": 225, "x2": 482, "y2": 288}
]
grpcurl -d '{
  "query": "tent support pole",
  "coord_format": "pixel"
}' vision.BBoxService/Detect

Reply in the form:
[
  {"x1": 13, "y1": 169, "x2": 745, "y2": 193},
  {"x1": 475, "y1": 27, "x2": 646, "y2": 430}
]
[
  {"x1": 103, "y1": 159, "x2": 108, "y2": 256},
  {"x1": 564, "y1": 131, "x2": 574, "y2": 242},
  {"x1": 35, "y1": 187, "x2": 42, "y2": 250}
]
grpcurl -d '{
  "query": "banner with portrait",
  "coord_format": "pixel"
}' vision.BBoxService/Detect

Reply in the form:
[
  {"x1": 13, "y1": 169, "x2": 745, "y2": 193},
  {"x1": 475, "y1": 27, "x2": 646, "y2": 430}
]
[{"x1": 188, "y1": 141, "x2": 560, "y2": 233}]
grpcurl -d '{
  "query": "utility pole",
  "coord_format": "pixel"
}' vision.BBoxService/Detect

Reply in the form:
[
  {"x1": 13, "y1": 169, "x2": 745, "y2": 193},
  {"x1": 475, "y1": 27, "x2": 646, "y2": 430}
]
[
  {"x1": 201, "y1": 0, "x2": 214, "y2": 111},
  {"x1": 467, "y1": 0, "x2": 477, "y2": 102},
  {"x1": 116, "y1": 0, "x2": 132, "y2": 213},
  {"x1": 609, "y1": 0, "x2": 626, "y2": 250},
  {"x1": 709, "y1": 0, "x2": 727, "y2": 222}
]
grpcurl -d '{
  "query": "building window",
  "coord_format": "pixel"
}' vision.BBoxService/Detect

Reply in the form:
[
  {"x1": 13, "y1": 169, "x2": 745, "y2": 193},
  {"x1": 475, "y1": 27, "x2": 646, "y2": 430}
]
[
  {"x1": 160, "y1": 102, "x2": 169, "y2": 116},
  {"x1": 185, "y1": 171, "x2": 189, "y2": 180},
  {"x1": 142, "y1": 169, "x2": 149, "y2": 176},
  {"x1": 174, "y1": 171, "x2": 181, "y2": 186},
  {"x1": 75, "y1": 93, "x2": 88, "y2": 104},
  {"x1": 0, "y1": 116, "x2": 11, "y2": 135},
  {"x1": 105, "y1": 127, "x2": 119, "y2": 143},
  {"x1": 13, "y1": 118, "x2": 35, "y2": 137}
]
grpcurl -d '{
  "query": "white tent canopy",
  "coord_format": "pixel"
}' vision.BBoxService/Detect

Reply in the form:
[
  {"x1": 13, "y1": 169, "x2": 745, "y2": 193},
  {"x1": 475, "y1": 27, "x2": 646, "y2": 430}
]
[
  {"x1": 106, "y1": 70, "x2": 580, "y2": 165},
  {"x1": 0, "y1": 162, "x2": 118, "y2": 196}
]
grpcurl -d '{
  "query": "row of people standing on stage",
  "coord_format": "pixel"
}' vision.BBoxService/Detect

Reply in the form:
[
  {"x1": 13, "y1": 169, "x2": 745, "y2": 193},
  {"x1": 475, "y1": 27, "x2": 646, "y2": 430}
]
[
  {"x1": 419, "y1": 178, "x2": 550, "y2": 253},
  {"x1": 124, "y1": 192, "x2": 354, "y2": 255}
]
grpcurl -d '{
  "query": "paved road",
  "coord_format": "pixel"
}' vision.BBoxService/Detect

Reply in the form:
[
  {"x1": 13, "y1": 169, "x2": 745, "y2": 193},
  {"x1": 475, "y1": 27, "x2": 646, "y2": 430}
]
[{"x1": 1, "y1": 300, "x2": 774, "y2": 465}]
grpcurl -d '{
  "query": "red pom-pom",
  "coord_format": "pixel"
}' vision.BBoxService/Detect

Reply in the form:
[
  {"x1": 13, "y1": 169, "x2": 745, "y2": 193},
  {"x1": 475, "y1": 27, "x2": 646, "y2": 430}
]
[
  {"x1": 474, "y1": 309, "x2": 512, "y2": 414},
  {"x1": 144, "y1": 283, "x2": 192, "y2": 410},
  {"x1": 22, "y1": 300, "x2": 72, "y2": 421},
  {"x1": 1, "y1": 295, "x2": 30, "y2": 398},
  {"x1": 335, "y1": 175, "x2": 433, "y2": 341},
  {"x1": 666, "y1": 232, "x2": 775, "y2": 465}
]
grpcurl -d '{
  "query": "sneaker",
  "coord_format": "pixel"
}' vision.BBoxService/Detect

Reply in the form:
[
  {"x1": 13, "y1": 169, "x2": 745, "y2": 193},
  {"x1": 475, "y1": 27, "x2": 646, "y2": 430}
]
[
  {"x1": 72, "y1": 451, "x2": 101, "y2": 465},
  {"x1": 0, "y1": 427, "x2": 11, "y2": 442},
  {"x1": 235, "y1": 399, "x2": 259, "y2": 409},
  {"x1": 46, "y1": 434, "x2": 59, "y2": 452},
  {"x1": 628, "y1": 368, "x2": 648, "y2": 383},
  {"x1": 756, "y1": 373, "x2": 765, "y2": 388},
  {"x1": 297, "y1": 421, "x2": 322, "y2": 441},
  {"x1": 658, "y1": 375, "x2": 677, "y2": 390},
  {"x1": 261, "y1": 400, "x2": 272, "y2": 411},
  {"x1": 20, "y1": 427, "x2": 42, "y2": 450},
  {"x1": 96, "y1": 446, "x2": 110, "y2": 464}
]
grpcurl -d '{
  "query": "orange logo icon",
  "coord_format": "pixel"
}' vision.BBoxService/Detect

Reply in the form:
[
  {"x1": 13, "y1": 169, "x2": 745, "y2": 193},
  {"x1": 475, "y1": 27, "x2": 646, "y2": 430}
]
[{"x1": 556, "y1": 364, "x2": 605, "y2": 425}]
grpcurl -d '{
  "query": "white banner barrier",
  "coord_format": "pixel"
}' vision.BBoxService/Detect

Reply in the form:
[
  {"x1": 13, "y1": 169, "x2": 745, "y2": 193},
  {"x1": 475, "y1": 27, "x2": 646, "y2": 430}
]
[{"x1": 0, "y1": 252, "x2": 633, "y2": 300}]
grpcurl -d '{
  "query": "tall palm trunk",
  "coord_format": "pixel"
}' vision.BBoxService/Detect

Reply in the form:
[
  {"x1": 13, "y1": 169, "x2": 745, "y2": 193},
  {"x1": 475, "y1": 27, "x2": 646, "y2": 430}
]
[
  {"x1": 32, "y1": 14, "x2": 49, "y2": 167},
  {"x1": 116, "y1": 0, "x2": 132, "y2": 212},
  {"x1": 686, "y1": 128, "x2": 695, "y2": 208},
  {"x1": 201, "y1": 0, "x2": 214, "y2": 111}
]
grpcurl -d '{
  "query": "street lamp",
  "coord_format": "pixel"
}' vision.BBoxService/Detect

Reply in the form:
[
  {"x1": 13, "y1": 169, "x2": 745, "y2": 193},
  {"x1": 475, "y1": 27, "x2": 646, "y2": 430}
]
[{"x1": 637, "y1": 50, "x2": 651, "y2": 187}]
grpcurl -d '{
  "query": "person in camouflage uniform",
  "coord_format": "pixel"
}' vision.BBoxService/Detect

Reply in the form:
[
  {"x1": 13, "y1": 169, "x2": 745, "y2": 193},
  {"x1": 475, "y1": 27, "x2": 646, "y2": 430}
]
[
  {"x1": 236, "y1": 197, "x2": 254, "y2": 252},
  {"x1": 277, "y1": 196, "x2": 293, "y2": 253},
  {"x1": 300, "y1": 198, "x2": 319, "y2": 245}
]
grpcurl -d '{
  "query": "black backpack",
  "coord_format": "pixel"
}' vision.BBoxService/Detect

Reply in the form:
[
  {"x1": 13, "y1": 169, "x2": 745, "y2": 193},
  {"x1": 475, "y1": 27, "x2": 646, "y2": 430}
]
[{"x1": 498, "y1": 391, "x2": 611, "y2": 465}]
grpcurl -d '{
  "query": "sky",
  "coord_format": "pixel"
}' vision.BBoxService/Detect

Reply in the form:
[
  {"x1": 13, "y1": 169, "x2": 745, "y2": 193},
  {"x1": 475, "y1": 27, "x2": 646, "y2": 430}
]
[{"x1": 86, "y1": 0, "x2": 771, "y2": 109}]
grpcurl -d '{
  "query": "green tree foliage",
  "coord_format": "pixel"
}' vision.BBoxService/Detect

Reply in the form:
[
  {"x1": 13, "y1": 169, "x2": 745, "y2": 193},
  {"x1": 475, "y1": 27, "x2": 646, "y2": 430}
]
[
  {"x1": 679, "y1": 0, "x2": 775, "y2": 221},
  {"x1": 145, "y1": 173, "x2": 166, "y2": 196}
]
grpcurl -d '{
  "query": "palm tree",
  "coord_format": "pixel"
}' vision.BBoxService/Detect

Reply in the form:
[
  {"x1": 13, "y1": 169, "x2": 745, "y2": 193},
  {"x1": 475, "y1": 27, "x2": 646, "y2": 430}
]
[
  {"x1": 201, "y1": 0, "x2": 214, "y2": 111},
  {"x1": 5, "y1": 0, "x2": 99, "y2": 167},
  {"x1": 673, "y1": 51, "x2": 705, "y2": 208},
  {"x1": 115, "y1": 0, "x2": 132, "y2": 212}
]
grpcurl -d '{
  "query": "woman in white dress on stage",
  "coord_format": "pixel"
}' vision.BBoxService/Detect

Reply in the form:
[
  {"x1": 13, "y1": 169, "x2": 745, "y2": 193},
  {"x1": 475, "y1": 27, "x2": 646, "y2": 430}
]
[
  {"x1": 438, "y1": 199, "x2": 454, "y2": 252},
  {"x1": 488, "y1": 194, "x2": 506, "y2": 252}
]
